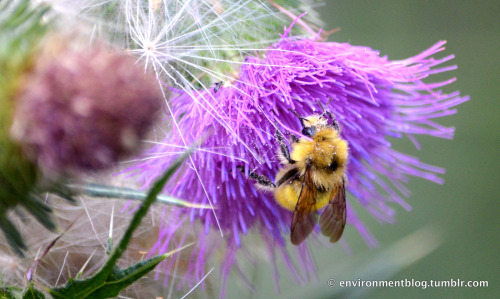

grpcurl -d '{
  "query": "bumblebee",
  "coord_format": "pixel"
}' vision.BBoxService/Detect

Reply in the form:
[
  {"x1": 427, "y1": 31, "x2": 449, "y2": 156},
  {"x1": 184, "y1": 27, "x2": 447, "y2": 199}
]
[{"x1": 240, "y1": 109, "x2": 348, "y2": 245}]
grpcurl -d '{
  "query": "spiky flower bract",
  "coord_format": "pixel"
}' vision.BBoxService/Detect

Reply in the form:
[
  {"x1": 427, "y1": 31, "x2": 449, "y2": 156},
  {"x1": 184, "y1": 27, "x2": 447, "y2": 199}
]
[
  {"x1": 0, "y1": 0, "x2": 52, "y2": 255},
  {"x1": 129, "y1": 22, "x2": 468, "y2": 295}
]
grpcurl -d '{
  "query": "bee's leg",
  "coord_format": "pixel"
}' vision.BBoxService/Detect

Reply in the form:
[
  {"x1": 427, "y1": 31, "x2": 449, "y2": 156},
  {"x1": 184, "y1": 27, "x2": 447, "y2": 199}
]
[
  {"x1": 284, "y1": 110, "x2": 306, "y2": 139},
  {"x1": 236, "y1": 166, "x2": 276, "y2": 188},
  {"x1": 275, "y1": 129, "x2": 296, "y2": 164},
  {"x1": 274, "y1": 120, "x2": 299, "y2": 143},
  {"x1": 289, "y1": 133, "x2": 300, "y2": 143}
]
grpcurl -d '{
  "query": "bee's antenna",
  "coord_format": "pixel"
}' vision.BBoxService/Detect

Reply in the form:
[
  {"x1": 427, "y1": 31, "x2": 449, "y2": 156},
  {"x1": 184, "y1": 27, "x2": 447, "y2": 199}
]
[
  {"x1": 288, "y1": 108, "x2": 306, "y2": 126},
  {"x1": 318, "y1": 100, "x2": 340, "y2": 132},
  {"x1": 331, "y1": 117, "x2": 340, "y2": 132},
  {"x1": 318, "y1": 100, "x2": 325, "y2": 112},
  {"x1": 318, "y1": 100, "x2": 333, "y2": 120},
  {"x1": 287, "y1": 108, "x2": 302, "y2": 119}
]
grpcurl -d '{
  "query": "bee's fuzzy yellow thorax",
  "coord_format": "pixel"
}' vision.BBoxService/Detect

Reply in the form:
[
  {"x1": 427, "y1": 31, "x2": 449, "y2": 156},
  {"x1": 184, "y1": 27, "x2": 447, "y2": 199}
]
[{"x1": 290, "y1": 127, "x2": 349, "y2": 171}]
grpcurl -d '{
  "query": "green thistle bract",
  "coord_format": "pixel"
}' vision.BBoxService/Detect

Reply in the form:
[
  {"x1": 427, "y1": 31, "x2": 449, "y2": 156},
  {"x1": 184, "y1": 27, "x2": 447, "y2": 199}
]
[{"x1": 0, "y1": 0, "x2": 53, "y2": 256}]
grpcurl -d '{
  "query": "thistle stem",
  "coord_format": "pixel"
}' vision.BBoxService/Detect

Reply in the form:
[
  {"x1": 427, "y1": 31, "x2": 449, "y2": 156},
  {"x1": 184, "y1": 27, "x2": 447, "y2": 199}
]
[{"x1": 65, "y1": 182, "x2": 213, "y2": 209}]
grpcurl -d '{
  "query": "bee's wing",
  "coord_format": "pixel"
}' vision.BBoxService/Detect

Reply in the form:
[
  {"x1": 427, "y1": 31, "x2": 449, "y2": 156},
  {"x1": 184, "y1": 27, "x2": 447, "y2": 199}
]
[
  {"x1": 290, "y1": 162, "x2": 318, "y2": 245},
  {"x1": 319, "y1": 176, "x2": 346, "y2": 243}
]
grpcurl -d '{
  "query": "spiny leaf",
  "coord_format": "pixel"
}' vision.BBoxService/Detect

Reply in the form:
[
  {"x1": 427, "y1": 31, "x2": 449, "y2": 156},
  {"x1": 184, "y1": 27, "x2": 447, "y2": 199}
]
[
  {"x1": 0, "y1": 286, "x2": 23, "y2": 299},
  {"x1": 77, "y1": 256, "x2": 166, "y2": 299},
  {"x1": 49, "y1": 150, "x2": 192, "y2": 298},
  {"x1": 21, "y1": 284, "x2": 45, "y2": 299},
  {"x1": 50, "y1": 243, "x2": 193, "y2": 299},
  {"x1": 85, "y1": 243, "x2": 197, "y2": 299}
]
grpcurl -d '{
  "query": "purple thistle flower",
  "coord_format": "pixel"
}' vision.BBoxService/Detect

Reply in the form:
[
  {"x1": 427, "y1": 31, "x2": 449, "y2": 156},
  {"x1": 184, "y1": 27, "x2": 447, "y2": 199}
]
[{"x1": 128, "y1": 24, "x2": 468, "y2": 295}]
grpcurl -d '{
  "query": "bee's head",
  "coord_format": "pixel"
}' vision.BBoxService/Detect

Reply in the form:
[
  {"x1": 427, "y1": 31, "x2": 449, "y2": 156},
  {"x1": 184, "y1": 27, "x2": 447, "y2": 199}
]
[
  {"x1": 287, "y1": 108, "x2": 340, "y2": 137},
  {"x1": 301, "y1": 126, "x2": 316, "y2": 137},
  {"x1": 300, "y1": 115, "x2": 328, "y2": 137}
]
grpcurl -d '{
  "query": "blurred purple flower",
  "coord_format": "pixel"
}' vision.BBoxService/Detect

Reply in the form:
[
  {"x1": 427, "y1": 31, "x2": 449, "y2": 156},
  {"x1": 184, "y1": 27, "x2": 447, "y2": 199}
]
[
  {"x1": 128, "y1": 25, "x2": 468, "y2": 295},
  {"x1": 11, "y1": 43, "x2": 162, "y2": 175}
]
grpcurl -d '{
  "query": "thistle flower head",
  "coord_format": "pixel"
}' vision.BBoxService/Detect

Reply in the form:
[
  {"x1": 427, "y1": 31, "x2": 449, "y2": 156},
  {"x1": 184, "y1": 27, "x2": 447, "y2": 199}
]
[
  {"x1": 130, "y1": 23, "x2": 469, "y2": 294},
  {"x1": 10, "y1": 39, "x2": 163, "y2": 175}
]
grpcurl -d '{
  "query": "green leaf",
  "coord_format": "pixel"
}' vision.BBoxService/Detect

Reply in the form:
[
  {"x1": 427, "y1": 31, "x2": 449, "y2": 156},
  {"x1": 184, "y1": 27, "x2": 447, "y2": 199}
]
[
  {"x1": 21, "y1": 284, "x2": 45, "y2": 299},
  {"x1": 0, "y1": 215, "x2": 26, "y2": 256},
  {"x1": 0, "y1": 286, "x2": 23, "y2": 299},
  {"x1": 48, "y1": 150, "x2": 193, "y2": 298},
  {"x1": 82, "y1": 256, "x2": 165, "y2": 299},
  {"x1": 86, "y1": 243, "x2": 193, "y2": 298}
]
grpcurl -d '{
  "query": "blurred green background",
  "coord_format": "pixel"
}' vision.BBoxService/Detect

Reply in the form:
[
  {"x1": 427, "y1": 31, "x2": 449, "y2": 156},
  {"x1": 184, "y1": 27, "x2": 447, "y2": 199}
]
[
  {"x1": 227, "y1": 1, "x2": 499, "y2": 298},
  {"x1": 320, "y1": 1, "x2": 499, "y2": 298}
]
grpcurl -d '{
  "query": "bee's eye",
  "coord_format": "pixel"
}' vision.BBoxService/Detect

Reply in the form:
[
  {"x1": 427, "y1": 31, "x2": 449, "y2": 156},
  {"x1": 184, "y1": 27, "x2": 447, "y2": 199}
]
[{"x1": 302, "y1": 127, "x2": 316, "y2": 137}]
